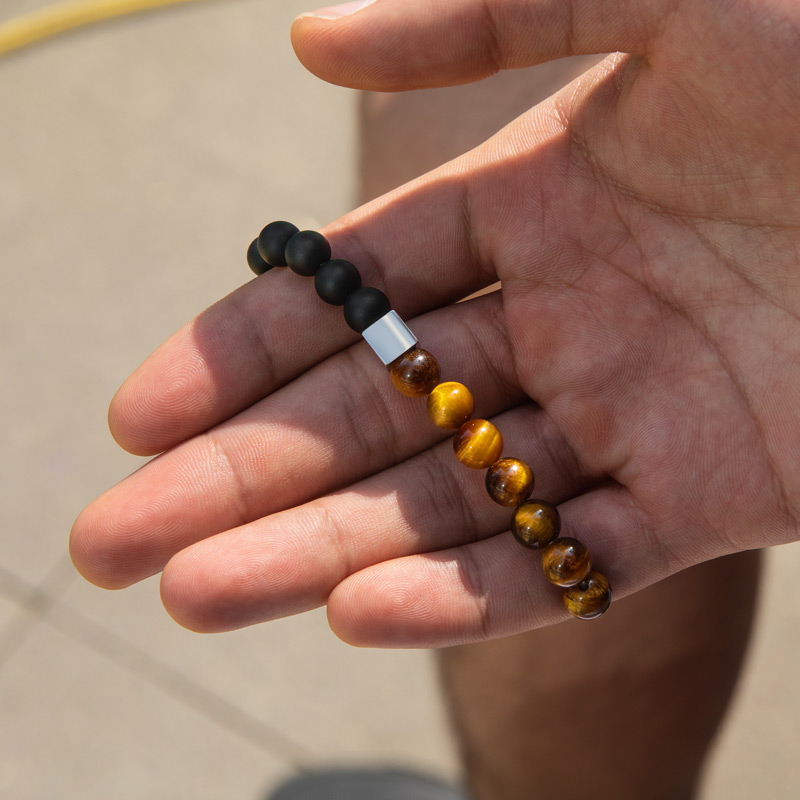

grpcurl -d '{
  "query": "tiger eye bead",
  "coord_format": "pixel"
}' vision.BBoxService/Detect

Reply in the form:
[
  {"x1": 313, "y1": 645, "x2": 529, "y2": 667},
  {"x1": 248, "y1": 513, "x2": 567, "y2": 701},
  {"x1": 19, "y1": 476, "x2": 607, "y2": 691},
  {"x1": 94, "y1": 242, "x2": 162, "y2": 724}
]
[
  {"x1": 389, "y1": 348, "x2": 441, "y2": 397},
  {"x1": 453, "y1": 419, "x2": 503, "y2": 469},
  {"x1": 511, "y1": 499, "x2": 560, "y2": 549},
  {"x1": 563, "y1": 572, "x2": 612, "y2": 620},
  {"x1": 485, "y1": 458, "x2": 534, "y2": 507},
  {"x1": 541, "y1": 537, "x2": 591, "y2": 588},
  {"x1": 427, "y1": 382, "x2": 474, "y2": 429}
]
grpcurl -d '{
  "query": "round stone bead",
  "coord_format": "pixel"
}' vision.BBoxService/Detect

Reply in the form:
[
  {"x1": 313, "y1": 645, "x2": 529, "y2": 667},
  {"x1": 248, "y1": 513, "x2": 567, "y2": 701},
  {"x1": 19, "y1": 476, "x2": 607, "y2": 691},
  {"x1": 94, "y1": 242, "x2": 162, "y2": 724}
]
[
  {"x1": 563, "y1": 571, "x2": 612, "y2": 620},
  {"x1": 453, "y1": 419, "x2": 503, "y2": 469},
  {"x1": 344, "y1": 287, "x2": 392, "y2": 332},
  {"x1": 389, "y1": 349, "x2": 440, "y2": 397},
  {"x1": 285, "y1": 230, "x2": 332, "y2": 276},
  {"x1": 315, "y1": 259, "x2": 362, "y2": 305},
  {"x1": 485, "y1": 458, "x2": 534, "y2": 507},
  {"x1": 247, "y1": 238, "x2": 271, "y2": 275},
  {"x1": 427, "y1": 382, "x2": 474, "y2": 429},
  {"x1": 511, "y1": 499, "x2": 560, "y2": 549},
  {"x1": 541, "y1": 537, "x2": 591, "y2": 588},
  {"x1": 257, "y1": 220, "x2": 298, "y2": 267}
]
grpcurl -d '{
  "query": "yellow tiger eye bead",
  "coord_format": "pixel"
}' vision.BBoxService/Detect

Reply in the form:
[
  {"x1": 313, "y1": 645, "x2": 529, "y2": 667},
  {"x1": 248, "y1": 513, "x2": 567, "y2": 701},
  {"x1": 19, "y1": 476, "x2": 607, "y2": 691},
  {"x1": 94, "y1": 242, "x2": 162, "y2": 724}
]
[
  {"x1": 511, "y1": 499, "x2": 561, "y2": 549},
  {"x1": 541, "y1": 537, "x2": 591, "y2": 588},
  {"x1": 427, "y1": 382, "x2": 475, "y2": 429},
  {"x1": 389, "y1": 348, "x2": 441, "y2": 397},
  {"x1": 485, "y1": 458, "x2": 534, "y2": 507},
  {"x1": 563, "y1": 571, "x2": 612, "y2": 620},
  {"x1": 453, "y1": 419, "x2": 503, "y2": 469}
]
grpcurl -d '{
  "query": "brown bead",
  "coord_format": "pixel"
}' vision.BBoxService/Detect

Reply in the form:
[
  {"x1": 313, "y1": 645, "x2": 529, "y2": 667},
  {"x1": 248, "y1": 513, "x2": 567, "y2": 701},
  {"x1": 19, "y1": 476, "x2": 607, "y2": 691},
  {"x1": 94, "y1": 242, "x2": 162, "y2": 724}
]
[
  {"x1": 453, "y1": 419, "x2": 503, "y2": 469},
  {"x1": 427, "y1": 381, "x2": 474, "y2": 429},
  {"x1": 541, "y1": 537, "x2": 591, "y2": 587},
  {"x1": 511, "y1": 499, "x2": 560, "y2": 549},
  {"x1": 486, "y1": 458, "x2": 534, "y2": 507},
  {"x1": 389, "y1": 348, "x2": 440, "y2": 397},
  {"x1": 563, "y1": 571, "x2": 612, "y2": 620}
]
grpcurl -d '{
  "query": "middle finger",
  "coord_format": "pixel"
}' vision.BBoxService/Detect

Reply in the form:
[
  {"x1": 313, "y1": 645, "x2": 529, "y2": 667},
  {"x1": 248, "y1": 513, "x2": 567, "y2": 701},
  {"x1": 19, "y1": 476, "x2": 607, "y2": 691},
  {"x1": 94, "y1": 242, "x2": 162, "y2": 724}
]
[
  {"x1": 72, "y1": 291, "x2": 519, "y2": 587},
  {"x1": 159, "y1": 400, "x2": 600, "y2": 633}
]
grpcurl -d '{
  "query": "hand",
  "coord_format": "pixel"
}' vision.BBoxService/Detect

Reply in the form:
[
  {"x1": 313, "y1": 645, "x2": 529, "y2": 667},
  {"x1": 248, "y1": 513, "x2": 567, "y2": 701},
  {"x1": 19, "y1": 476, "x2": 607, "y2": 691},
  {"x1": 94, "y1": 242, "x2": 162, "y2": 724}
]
[{"x1": 70, "y1": 0, "x2": 800, "y2": 646}]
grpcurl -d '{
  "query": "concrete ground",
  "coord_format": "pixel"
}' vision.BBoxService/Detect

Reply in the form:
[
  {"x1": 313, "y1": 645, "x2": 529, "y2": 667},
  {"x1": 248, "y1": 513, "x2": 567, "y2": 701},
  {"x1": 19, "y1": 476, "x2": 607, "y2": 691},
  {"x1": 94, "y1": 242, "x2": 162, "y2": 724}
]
[{"x1": 0, "y1": 1, "x2": 798, "y2": 798}]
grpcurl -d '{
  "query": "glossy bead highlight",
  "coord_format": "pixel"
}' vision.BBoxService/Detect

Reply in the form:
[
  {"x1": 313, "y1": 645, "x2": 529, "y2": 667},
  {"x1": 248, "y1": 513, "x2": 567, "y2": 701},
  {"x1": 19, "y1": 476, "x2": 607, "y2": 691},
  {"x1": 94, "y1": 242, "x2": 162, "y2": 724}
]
[
  {"x1": 453, "y1": 419, "x2": 503, "y2": 469},
  {"x1": 541, "y1": 538, "x2": 591, "y2": 587},
  {"x1": 511, "y1": 500, "x2": 560, "y2": 549},
  {"x1": 427, "y1": 382, "x2": 474, "y2": 429},
  {"x1": 485, "y1": 458, "x2": 534, "y2": 507},
  {"x1": 563, "y1": 572, "x2": 612, "y2": 619},
  {"x1": 389, "y1": 348, "x2": 440, "y2": 397}
]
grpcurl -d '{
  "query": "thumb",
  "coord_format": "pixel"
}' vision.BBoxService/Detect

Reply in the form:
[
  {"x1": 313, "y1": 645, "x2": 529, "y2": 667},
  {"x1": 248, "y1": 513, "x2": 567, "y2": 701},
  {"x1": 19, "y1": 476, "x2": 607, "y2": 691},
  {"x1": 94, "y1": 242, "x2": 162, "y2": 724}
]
[{"x1": 291, "y1": 0, "x2": 668, "y2": 91}]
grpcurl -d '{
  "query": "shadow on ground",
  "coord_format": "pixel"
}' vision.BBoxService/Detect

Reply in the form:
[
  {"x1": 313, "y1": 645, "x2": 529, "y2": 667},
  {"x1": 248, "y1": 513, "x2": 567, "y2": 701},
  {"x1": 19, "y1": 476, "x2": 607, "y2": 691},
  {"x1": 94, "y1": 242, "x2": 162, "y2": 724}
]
[{"x1": 266, "y1": 768, "x2": 466, "y2": 800}]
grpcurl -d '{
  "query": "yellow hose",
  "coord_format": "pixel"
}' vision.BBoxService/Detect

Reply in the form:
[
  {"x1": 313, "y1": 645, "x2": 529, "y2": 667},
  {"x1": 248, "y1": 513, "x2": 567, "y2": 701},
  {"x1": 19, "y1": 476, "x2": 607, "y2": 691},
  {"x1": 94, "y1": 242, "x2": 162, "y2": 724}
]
[{"x1": 0, "y1": 0, "x2": 213, "y2": 58}]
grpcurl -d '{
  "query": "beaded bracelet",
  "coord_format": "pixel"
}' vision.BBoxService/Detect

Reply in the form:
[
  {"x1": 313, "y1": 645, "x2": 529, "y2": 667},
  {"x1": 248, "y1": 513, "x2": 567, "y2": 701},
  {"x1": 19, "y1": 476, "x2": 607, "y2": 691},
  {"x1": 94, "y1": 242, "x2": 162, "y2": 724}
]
[{"x1": 247, "y1": 222, "x2": 612, "y2": 620}]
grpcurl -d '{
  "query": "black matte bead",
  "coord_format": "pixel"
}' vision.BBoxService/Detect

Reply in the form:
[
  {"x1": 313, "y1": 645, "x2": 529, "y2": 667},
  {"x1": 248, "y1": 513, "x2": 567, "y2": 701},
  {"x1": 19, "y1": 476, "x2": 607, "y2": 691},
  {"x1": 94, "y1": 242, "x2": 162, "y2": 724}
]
[
  {"x1": 257, "y1": 221, "x2": 298, "y2": 267},
  {"x1": 343, "y1": 287, "x2": 392, "y2": 333},
  {"x1": 247, "y1": 238, "x2": 272, "y2": 275},
  {"x1": 314, "y1": 259, "x2": 362, "y2": 305},
  {"x1": 285, "y1": 230, "x2": 332, "y2": 277}
]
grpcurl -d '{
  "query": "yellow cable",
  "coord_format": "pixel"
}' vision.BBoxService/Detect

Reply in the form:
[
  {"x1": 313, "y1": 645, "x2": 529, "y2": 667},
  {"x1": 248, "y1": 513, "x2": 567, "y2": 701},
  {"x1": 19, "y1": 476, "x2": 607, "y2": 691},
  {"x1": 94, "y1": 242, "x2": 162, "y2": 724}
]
[{"x1": 0, "y1": 0, "x2": 214, "y2": 58}]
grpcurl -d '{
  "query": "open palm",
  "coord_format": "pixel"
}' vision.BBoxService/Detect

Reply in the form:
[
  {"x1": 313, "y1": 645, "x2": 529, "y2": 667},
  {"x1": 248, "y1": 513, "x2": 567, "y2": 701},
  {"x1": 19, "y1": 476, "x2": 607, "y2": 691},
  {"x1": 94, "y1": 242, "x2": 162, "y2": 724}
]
[{"x1": 71, "y1": 0, "x2": 800, "y2": 646}]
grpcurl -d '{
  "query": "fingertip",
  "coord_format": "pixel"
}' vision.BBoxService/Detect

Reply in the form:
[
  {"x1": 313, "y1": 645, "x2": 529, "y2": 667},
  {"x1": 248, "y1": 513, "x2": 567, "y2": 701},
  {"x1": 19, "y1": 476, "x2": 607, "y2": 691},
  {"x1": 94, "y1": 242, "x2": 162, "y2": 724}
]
[
  {"x1": 326, "y1": 565, "x2": 447, "y2": 649},
  {"x1": 69, "y1": 503, "x2": 142, "y2": 591},
  {"x1": 159, "y1": 538, "x2": 305, "y2": 635},
  {"x1": 291, "y1": 1, "x2": 481, "y2": 91},
  {"x1": 105, "y1": 316, "x2": 230, "y2": 457},
  {"x1": 290, "y1": 12, "x2": 378, "y2": 90},
  {"x1": 159, "y1": 558, "x2": 217, "y2": 634},
  {"x1": 108, "y1": 379, "x2": 163, "y2": 457},
  {"x1": 325, "y1": 580, "x2": 371, "y2": 647},
  {"x1": 160, "y1": 546, "x2": 250, "y2": 634}
]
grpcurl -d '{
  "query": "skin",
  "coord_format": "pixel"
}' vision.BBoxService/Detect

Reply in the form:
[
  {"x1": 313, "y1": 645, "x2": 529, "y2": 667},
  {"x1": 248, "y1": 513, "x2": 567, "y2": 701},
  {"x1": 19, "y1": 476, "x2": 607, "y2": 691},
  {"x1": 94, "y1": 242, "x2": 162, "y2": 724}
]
[
  {"x1": 70, "y1": 0, "x2": 800, "y2": 650},
  {"x1": 358, "y1": 57, "x2": 763, "y2": 800}
]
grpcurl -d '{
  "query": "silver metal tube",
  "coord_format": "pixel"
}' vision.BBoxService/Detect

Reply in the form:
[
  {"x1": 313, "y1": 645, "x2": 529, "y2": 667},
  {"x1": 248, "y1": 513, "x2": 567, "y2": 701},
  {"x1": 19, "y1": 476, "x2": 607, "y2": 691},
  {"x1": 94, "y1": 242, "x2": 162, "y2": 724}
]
[{"x1": 362, "y1": 310, "x2": 418, "y2": 365}]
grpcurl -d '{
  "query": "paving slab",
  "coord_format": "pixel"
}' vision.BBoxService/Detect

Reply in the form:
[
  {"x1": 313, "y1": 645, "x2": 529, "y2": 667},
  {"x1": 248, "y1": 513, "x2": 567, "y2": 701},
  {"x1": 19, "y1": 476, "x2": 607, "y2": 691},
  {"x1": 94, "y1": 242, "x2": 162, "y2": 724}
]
[
  {"x1": 0, "y1": 0, "x2": 356, "y2": 586},
  {"x1": 62, "y1": 576, "x2": 461, "y2": 779},
  {"x1": 0, "y1": 593, "x2": 26, "y2": 641},
  {"x1": 701, "y1": 542, "x2": 800, "y2": 800},
  {"x1": 0, "y1": 621, "x2": 293, "y2": 799}
]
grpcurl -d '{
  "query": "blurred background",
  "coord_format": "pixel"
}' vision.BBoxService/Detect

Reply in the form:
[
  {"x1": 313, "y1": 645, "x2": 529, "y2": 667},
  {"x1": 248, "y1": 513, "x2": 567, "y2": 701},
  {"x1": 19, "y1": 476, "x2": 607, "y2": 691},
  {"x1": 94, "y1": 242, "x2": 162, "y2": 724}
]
[{"x1": 0, "y1": 1, "x2": 798, "y2": 797}]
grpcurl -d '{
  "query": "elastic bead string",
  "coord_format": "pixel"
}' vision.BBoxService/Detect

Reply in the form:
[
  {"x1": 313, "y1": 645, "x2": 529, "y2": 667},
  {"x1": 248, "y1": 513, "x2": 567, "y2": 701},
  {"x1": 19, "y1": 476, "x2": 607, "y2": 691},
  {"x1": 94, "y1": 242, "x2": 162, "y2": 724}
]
[{"x1": 248, "y1": 221, "x2": 612, "y2": 621}]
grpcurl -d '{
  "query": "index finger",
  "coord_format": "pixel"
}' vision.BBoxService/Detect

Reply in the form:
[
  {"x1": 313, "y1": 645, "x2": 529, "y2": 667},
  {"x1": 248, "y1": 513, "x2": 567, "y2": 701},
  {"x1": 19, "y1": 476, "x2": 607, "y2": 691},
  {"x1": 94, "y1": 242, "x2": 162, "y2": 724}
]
[
  {"x1": 109, "y1": 102, "x2": 576, "y2": 457},
  {"x1": 109, "y1": 174, "x2": 501, "y2": 456}
]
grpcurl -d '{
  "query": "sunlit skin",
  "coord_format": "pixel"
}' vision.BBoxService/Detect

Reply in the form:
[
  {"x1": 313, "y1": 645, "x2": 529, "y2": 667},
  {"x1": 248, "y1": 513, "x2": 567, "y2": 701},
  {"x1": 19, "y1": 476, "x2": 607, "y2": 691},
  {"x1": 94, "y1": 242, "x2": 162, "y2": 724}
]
[{"x1": 70, "y1": 0, "x2": 800, "y2": 647}]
